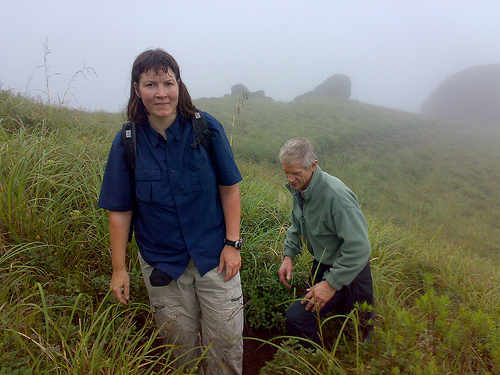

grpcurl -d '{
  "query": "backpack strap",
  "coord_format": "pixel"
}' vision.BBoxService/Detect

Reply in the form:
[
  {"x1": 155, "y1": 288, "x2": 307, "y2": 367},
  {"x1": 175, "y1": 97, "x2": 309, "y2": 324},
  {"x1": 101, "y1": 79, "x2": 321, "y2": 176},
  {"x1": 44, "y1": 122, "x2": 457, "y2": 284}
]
[
  {"x1": 122, "y1": 121, "x2": 137, "y2": 171},
  {"x1": 190, "y1": 110, "x2": 214, "y2": 157},
  {"x1": 122, "y1": 121, "x2": 136, "y2": 243}
]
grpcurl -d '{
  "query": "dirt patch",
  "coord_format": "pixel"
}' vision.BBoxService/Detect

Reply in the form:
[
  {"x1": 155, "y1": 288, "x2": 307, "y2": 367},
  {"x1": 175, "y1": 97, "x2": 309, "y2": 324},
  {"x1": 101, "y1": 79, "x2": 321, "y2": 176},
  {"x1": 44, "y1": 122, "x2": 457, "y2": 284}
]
[{"x1": 243, "y1": 326, "x2": 282, "y2": 374}]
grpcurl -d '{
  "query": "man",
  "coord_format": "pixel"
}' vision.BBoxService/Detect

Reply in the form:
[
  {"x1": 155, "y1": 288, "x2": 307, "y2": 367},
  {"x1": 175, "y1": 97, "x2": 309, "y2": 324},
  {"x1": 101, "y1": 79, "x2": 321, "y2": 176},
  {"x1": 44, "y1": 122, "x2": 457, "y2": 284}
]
[{"x1": 278, "y1": 138, "x2": 374, "y2": 346}]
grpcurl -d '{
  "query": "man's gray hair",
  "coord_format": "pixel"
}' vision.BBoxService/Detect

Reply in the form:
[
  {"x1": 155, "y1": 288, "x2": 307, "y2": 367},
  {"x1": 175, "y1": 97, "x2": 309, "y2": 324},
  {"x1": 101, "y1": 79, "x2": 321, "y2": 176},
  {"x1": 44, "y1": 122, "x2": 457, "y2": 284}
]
[{"x1": 279, "y1": 138, "x2": 318, "y2": 169}]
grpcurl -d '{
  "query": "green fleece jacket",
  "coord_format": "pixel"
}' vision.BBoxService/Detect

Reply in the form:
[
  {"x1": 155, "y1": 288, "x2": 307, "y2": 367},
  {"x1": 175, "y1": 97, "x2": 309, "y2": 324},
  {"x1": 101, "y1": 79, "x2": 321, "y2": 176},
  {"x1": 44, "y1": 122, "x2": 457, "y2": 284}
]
[{"x1": 283, "y1": 165, "x2": 371, "y2": 291}]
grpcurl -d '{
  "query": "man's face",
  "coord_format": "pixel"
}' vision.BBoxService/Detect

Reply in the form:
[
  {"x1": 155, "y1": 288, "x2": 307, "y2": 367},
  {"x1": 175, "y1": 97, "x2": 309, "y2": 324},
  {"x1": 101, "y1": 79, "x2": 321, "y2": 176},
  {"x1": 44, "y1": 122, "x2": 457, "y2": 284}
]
[{"x1": 282, "y1": 160, "x2": 317, "y2": 191}]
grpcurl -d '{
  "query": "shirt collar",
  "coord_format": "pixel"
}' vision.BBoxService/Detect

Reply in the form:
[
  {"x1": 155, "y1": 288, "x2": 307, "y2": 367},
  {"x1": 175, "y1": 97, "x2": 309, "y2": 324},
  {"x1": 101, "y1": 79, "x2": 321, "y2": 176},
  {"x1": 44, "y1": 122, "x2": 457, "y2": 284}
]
[
  {"x1": 143, "y1": 115, "x2": 184, "y2": 146},
  {"x1": 166, "y1": 115, "x2": 184, "y2": 141}
]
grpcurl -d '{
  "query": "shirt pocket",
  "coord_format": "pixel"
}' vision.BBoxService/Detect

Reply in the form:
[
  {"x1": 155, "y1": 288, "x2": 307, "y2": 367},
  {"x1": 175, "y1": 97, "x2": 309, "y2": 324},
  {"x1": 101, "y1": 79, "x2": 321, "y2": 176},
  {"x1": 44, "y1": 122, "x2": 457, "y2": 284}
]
[
  {"x1": 184, "y1": 154, "x2": 216, "y2": 192},
  {"x1": 135, "y1": 168, "x2": 161, "y2": 203}
]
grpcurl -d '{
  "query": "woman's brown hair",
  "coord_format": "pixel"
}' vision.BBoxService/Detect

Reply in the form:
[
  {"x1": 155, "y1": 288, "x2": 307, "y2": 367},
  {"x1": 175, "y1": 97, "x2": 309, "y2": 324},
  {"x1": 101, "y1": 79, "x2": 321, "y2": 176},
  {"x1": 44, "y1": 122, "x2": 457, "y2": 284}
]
[{"x1": 126, "y1": 49, "x2": 195, "y2": 124}]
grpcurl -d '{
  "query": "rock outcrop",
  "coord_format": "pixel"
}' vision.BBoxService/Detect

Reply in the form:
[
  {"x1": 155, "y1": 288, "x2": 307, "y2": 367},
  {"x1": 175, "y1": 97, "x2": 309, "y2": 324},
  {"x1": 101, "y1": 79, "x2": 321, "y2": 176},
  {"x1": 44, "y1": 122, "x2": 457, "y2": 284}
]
[
  {"x1": 294, "y1": 74, "x2": 351, "y2": 101},
  {"x1": 230, "y1": 84, "x2": 270, "y2": 99},
  {"x1": 420, "y1": 64, "x2": 500, "y2": 123}
]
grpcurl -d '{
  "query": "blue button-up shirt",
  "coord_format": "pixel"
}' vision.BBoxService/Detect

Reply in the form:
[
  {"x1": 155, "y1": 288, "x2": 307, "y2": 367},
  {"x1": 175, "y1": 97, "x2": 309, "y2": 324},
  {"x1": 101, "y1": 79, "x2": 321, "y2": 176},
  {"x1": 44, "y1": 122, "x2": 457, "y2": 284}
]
[{"x1": 98, "y1": 112, "x2": 242, "y2": 278}]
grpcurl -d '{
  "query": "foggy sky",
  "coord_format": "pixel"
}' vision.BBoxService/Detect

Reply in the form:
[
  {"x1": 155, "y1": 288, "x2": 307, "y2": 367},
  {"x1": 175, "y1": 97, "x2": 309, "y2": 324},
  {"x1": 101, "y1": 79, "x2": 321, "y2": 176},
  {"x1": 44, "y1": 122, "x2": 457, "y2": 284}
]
[{"x1": 1, "y1": 1, "x2": 499, "y2": 113}]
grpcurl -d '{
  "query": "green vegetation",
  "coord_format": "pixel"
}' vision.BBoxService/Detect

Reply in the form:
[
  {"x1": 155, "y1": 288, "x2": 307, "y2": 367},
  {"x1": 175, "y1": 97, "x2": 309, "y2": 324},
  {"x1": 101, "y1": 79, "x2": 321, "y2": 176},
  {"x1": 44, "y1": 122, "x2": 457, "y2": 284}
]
[{"x1": 2, "y1": 88, "x2": 500, "y2": 373}]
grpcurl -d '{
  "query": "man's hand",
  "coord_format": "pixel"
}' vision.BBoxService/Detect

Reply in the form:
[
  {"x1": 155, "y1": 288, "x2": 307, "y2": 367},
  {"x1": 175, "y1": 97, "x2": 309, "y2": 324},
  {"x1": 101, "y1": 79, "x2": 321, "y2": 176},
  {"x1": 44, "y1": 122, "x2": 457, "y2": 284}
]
[
  {"x1": 110, "y1": 268, "x2": 130, "y2": 305},
  {"x1": 218, "y1": 245, "x2": 241, "y2": 282},
  {"x1": 302, "y1": 280, "x2": 336, "y2": 313},
  {"x1": 278, "y1": 256, "x2": 294, "y2": 288}
]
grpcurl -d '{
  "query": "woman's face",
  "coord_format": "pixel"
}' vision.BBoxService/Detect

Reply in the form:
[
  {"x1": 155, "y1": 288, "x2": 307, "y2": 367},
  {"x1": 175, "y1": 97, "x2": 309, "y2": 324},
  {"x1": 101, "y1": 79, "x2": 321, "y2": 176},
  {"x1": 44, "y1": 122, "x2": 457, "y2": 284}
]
[{"x1": 134, "y1": 67, "x2": 179, "y2": 123}]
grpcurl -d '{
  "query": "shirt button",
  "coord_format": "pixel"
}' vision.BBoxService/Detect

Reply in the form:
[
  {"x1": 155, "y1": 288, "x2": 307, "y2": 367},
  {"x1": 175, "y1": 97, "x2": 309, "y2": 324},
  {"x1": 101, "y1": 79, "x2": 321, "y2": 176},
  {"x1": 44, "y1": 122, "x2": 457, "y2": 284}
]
[{"x1": 171, "y1": 170, "x2": 175, "y2": 174}]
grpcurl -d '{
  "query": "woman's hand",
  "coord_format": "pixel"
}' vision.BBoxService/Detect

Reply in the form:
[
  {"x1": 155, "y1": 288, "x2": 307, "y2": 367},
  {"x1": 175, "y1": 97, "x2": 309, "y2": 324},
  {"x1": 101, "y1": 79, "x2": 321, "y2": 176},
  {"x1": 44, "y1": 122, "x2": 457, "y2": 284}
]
[
  {"x1": 218, "y1": 245, "x2": 241, "y2": 281},
  {"x1": 111, "y1": 268, "x2": 130, "y2": 305}
]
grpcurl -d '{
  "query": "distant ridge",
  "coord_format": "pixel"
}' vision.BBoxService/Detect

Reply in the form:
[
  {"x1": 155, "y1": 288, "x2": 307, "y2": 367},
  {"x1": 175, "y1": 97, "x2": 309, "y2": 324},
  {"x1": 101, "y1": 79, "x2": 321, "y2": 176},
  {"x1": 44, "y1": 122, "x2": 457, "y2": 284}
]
[{"x1": 420, "y1": 64, "x2": 500, "y2": 123}]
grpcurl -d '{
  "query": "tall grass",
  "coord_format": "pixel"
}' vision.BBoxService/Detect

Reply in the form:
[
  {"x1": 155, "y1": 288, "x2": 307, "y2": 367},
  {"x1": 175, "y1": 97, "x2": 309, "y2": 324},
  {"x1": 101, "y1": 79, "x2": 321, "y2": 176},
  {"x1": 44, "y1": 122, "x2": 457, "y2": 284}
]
[
  {"x1": 2, "y1": 286, "x2": 195, "y2": 374},
  {"x1": 2, "y1": 90, "x2": 500, "y2": 373}
]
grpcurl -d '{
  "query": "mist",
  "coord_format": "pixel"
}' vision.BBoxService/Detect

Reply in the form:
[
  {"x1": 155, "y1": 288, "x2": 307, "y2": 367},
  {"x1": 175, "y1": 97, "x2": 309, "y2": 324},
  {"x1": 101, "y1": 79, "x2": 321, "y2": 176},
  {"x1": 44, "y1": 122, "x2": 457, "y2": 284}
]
[{"x1": 1, "y1": 1, "x2": 499, "y2": 113}]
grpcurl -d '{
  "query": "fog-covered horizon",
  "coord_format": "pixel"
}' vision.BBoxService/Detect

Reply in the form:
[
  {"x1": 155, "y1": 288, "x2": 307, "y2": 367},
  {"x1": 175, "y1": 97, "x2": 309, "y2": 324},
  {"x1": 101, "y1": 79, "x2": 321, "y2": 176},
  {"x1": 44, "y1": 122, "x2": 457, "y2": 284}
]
[{"x1": 1, "y1": 1, "x2": 499, "y2": 113}]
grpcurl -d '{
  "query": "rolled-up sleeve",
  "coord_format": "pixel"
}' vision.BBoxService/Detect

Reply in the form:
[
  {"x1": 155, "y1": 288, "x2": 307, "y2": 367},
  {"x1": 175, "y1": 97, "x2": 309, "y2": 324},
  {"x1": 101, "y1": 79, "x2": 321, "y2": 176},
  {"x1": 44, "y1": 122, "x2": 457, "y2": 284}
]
[{"x1": 98, "y1": 131, "x2": 134, "y2": 212}]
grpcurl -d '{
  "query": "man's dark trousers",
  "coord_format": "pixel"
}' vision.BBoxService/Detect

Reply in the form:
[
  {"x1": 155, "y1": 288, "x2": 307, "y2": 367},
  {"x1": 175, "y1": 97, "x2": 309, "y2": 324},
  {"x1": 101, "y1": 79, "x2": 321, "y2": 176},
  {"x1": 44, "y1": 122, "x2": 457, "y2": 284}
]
[{"x1": 286, "y1": 261, "x2": 374, "y2": 347}]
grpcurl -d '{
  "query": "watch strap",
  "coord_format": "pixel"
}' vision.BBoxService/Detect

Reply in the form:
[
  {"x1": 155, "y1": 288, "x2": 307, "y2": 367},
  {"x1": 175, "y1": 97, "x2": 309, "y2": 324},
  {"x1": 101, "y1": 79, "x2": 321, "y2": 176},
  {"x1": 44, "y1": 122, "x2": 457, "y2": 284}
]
[{"x1": 224, "y1": 238, "x2": 243, "y2": 249}]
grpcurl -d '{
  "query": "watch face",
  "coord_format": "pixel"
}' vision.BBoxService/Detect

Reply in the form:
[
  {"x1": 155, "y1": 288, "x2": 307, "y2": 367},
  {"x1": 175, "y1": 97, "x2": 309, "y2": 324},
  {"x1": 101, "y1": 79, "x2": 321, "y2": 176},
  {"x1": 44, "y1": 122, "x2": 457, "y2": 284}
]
[{"x1": 225, "y1": 238, "x2": 243, "y2": 249}]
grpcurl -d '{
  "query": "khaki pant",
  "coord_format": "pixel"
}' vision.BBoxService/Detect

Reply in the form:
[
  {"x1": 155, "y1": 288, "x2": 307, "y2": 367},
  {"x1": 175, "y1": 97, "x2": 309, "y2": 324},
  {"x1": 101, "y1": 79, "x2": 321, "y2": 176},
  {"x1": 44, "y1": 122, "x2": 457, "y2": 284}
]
[{"x1": 139, "y1": 255, "x2": 243, "y2": 375}]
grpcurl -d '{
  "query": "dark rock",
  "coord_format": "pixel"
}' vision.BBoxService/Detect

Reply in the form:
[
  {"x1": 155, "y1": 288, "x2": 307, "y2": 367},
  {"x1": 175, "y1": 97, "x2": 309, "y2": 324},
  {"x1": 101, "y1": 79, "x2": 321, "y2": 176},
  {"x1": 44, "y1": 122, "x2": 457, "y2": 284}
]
[
  {"x1": 420, "y1": 64, "x2": 500, "y2": 123},
  {"x1": 252, "y1": 90, "x2": 266, "y2": 99},
  {"x1": 230, "y1": 84, "x2": 272, "y2": 100},
  {"x1": 294, "y1": 74, "x2": 351, "y2": 101},
  {"x1": 231, "y1": 84, "x2": 248, "y2": 97}
]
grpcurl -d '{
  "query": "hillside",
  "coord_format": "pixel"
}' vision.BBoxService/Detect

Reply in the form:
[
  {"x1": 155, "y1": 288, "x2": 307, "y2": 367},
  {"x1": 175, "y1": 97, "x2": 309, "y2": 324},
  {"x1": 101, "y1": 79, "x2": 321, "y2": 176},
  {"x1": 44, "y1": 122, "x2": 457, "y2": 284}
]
[
  {"x1": 195, "y1": 95, "x2": 500, "y2": 260},
  {"x1": 2, "y1": 90, "x2": 500, "y2": 373}
]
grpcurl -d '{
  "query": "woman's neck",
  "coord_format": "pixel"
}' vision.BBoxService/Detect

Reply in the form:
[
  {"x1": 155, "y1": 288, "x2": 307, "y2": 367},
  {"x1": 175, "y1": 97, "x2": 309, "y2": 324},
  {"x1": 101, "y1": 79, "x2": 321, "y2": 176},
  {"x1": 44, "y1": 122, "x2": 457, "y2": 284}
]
[{"x1": 148, "y1": 113, "x2": 177, "y2": 139}]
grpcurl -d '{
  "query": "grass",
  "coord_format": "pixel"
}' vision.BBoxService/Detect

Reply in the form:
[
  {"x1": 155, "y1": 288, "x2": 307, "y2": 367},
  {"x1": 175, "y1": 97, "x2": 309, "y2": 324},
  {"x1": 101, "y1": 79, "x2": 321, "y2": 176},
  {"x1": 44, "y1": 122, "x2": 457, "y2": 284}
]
[
  {"x1": 2, "y1": 285, "x2": 194, "y2": 374},
  {"x1": 1, "y1": 88, "x2": 500, "y2": 373}
]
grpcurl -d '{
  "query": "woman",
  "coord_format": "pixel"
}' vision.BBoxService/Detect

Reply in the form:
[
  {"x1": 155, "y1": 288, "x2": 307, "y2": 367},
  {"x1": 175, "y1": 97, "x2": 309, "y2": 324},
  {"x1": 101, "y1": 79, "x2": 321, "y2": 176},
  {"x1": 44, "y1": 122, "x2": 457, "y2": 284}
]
[{"x1": 98, "y1": 49, "x2": 243, "y2": 375}]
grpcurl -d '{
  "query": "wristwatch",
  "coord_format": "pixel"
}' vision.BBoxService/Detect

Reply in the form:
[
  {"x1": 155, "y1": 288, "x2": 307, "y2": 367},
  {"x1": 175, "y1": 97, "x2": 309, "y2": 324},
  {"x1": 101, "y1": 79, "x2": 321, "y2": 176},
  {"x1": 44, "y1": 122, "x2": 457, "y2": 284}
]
[{"x1": 224, "y1": 238, "x2": 243, "y2": 250}]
